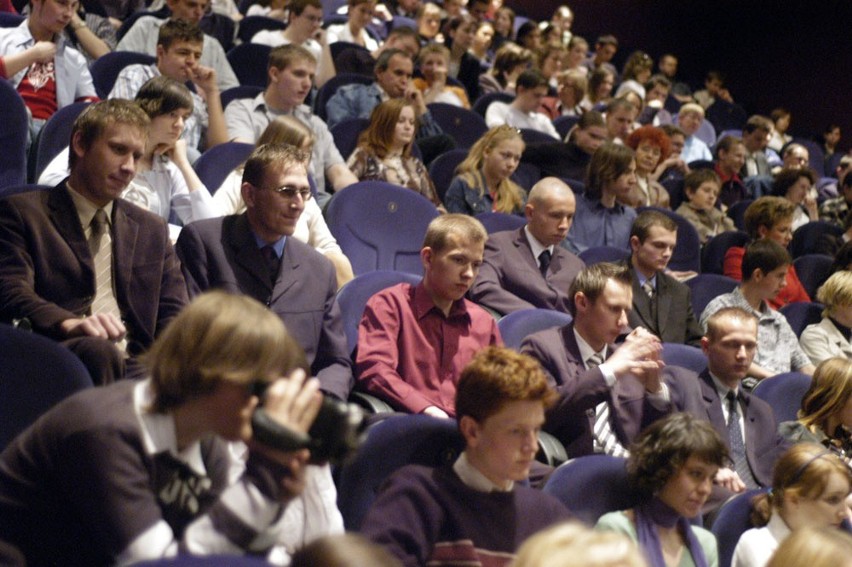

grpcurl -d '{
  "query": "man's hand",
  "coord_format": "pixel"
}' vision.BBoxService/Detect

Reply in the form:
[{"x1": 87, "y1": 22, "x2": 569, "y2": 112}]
[
  {"x1": 715, "y1": 467, "x2": 746, "y2": 493},
  {"x1": 404, "y1": 84, "x2": 428, "y2": 117},
  {"x1": 606, "y1": 327, "x2": 664, "y2": 379},
  {"x1": 422, "y1": 406, "x2": 449, "y2": 419},
  {"x1": 190, "y1": 65, "x2": 218, "y2": 99},
  {"x1": 60, "y1": 314, "x2": 126, "y2": 341},
  {"x1": 30, "y1": 41, "x2": 57, "y2": 64}
]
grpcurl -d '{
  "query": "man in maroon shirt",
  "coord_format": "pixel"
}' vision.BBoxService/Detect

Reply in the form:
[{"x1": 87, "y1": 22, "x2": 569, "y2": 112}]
[{"x1": 355, "y1": 214, "x2": 502, "y2": 418}]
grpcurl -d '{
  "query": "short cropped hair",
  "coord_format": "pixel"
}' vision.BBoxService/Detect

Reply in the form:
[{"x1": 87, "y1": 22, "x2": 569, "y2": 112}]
[
  {"x1": 627, "y1": 412, "x2": 728, "y2": 497},
  {"x1": 568, "y1": 262, "x2": 632, "y2": 316},
  {"x1": 422, "y1": 213, "x2": 487, "y2": 253},
  {"x1": 157, "y1": 18, "x2": 203, "y2": 49},
  {"x1": 455, "y1": 346, "x2": 556, "y2": 425},
  {"x1": 678, "y1": 102, "x2": 705, "y2": 119},
  {"x1": 661, "y1": 124, "x2": 686, "y2": 138},
  {"x1": 743, "y1": 196, "x2": 796, "y2": 239},
  {"x1": 715, "y1": 135, "x2": 744, "y2": 158},
  {"x1": 242, "y1": 143, "x2": 310, "y2": 188},
  {"x1": 605, "y1": 93, "x2": 635, "y2": 116},
  {"x1": 417, "y1": 42, "x2": 449, "y2": 66},
  {"x1": 289, "y1": 0, "x2": 321, "y2": 16},
  {"x1": 516, "y1": 68, "x2": 548, "y2": 90},
  {"x1": 576, "y1": 109, "x2": 605, "y2": 130},
  {"x1": 704, "y1": 306, "x2": 758, "y2": 342},
  {"x1": 69, "y1": 99, "x2": 150, "y2": 169},
  {"x1": 644, "y1": 74, "x2": 671, "y2": 91},
  {"x1": 630, "y1": 209, "x2": 677, "y2": 242},
  {"x1": 817, "y1": 271, "x2": 852, "y2": 316},
  {"x1": 268, "y1": 44, "x2": 316, "y2": 78},
  {"x1": 491, "y1": 43, "x2": 534, "y2": 86},
  {"x1": 135, "y1": 76, "x2": 194, "y2": 118},
  {"x1": 144, "y1": 291, "x2": 309, "y2": 413},
  {"x1": 595, "y1": 34, "x2": 618, "y2": 48},
  {"x1": 375, "y1": 48, "x2": 411, "y2": 74},
  {"x1": 684, "y1": 169, "x2": 721, "y2": 194},
  {"x1": 743, "y1": 115, "x2": 773, "y2": 135},
  {"x1": 741, "y1": 239, "x2": 791, "y2": 281}
]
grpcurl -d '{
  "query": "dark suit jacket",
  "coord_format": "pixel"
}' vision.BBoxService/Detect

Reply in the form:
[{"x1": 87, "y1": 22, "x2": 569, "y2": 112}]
[
  {"x1": 625, "y1": 263, "x2": 703, "y2": 347},
  {"x1": 176, "y1": 214, "x2": 353, "y2": 400},
  {"x1": 520, "y1": 322, "x2": 705, "y2": 457},
  {"x1": 470, "y1": 227, "x2": 585, "y2": 315},
  {"x1": 0, "y1": 184, "x2": 188, "y2": 355},
  {"x1": 697, "y1": 370, "x2": 784, "y2": 487}
]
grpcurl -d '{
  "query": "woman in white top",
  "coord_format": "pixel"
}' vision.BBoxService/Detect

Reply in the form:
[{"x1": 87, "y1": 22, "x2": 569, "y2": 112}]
[
  {"x1": 213, "y1": 115, "x2": 354, "y2": 288},
  {"x1": 732, "y1": 443, "x2": 851, "y2": 567},
  {"x1": 39, "y1": 77, "x2": 217, "y2": 239},
  {"x1": 325, "y1": 0, "x2": 379, "y2": 51},
  {"x1": 801, "y1": 272, "x2": 852, "y2": 365}
]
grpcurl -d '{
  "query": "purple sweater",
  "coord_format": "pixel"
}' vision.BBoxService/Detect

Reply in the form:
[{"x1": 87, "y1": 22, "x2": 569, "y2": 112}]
[{"x1": 361, "y1": 464, "x2": 572, "y2": 567}]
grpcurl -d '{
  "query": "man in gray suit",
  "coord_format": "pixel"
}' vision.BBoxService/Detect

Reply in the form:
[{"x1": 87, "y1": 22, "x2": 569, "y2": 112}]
[
  {"x1": 625, "y1": 210, "x2": 703, "y2": 347},
  {"x1": 470, "y1": 177, "x2": 585, "y2": 315},
  {"x1": 175, "y1": 143, "x2": 353, "y2": 400}
]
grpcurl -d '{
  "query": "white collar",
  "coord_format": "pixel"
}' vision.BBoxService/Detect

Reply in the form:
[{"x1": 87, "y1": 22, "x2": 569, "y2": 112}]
[
  {"x1": 453, "y1": 451, "x2": 513, "y2": 492},
  {"x1": 524, "y1": 225, "x2": 553, "y2": 263},
  {"x1": 574, "y1": 327, "x2": 606, "y2": 369}
]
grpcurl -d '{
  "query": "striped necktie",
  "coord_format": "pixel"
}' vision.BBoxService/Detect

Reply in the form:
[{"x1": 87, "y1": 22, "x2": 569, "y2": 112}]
[{"x1": 588, "y1": 351, "x2": 629, "y2": 457}]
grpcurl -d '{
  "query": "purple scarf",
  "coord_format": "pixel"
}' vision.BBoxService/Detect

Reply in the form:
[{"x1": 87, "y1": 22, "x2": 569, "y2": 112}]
[{"x1": 634, "y1": 498, "x2": 709, "y2": 567}]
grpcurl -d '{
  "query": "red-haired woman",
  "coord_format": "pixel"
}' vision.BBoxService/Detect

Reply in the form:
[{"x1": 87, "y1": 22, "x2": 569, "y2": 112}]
[{"x1": 621, "y1": 125, "x2": 672, "y2": 208}]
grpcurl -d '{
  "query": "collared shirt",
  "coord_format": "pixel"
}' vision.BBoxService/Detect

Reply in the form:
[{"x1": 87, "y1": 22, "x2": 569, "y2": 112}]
[
  {"x1": 715, "y1": 164, "x2": 748, "y2": 208},
  {"x1": 224, "y1": 92, "x2": 344, "y2": 197},
  {"x1": 484, "y1": 101, "x2": 560, "y2": 140},
  {"x1": 0, "y1": 20, "x2": 96, "y2": 111},
  {"x1": 252, "y1": 232, "x2": 286, "y2": 258},
  {"x1": 67, "y1": 183, "x2": 115, "y2": 237},
  {"x1": 523, "y1": 225, "x2": 553, "y2": 270},
  {"x1": 355, "y1": 282, "x2": 501, "y2": 416},
  {"x1": 700, "y1": 287, "x2": 812, "y2": 374},
  {"x1": 108, "y1": 63, "x2": 207, "y2": 150},
  {"x1": 709, "y1": 371, "x2": 745, "y2": 434},
  {"x1": 634, "y1": 268, "x2": 656, "y2": 293},
  {"x1": 680, "y1": 135, "x2": 712, "y2": 163},
  {"x1": 453, "y1": 451, "x2": 513, "y2": 492},
  {"x1": 564, "y1": 193, "x2": 637, "y2": 254},
  {"x1": 574, "y1": 327, "x2": 616, "y2": 387}
]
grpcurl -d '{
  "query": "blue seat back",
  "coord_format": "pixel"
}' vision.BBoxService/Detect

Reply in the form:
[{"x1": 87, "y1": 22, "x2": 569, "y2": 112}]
[
  {"x1": 193, "y1": 142, "x2": 256, "y2": 194},
  {"x1": 498, "y1": 308, "x2": 572, "y2": 350},
  {"x1": 89, "y1": 51, "x2": 156, "y2": 99},
  {"x1": 542, "y1": 455, "x2": 634, "y2": 525},
  {"x1": 226, "y1": 44, "x2": 272, "y2": 88},
  {"x1": 752, "y1": 371, "x2": 812, "y2": 424},
  {"x1": 0, "y1": 80, "x2": 29, "y2": 188},
  {"x1": 426, "y1": 102, "x2": 488, "y2": 149},
  {"x1": 474, "y1": 212, "x2": 526, "y2": 234},
  {"x1": 685, "y1": 273, "x2": 739, "y2": 316}
]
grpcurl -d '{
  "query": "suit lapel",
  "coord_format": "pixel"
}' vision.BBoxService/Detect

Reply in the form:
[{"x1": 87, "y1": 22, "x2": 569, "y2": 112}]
[
  {"x1": 48, "y1": 186, "x2": 91, "y2": 269},
  {"x1": 228, "y1": 215, "x2": 274, "y2": 292},
  {"x1": 656, "y1": 273, "x2": 672, "y2": 336},
  {"x1": 699, "y1": 371, "x2": 728, "y2": 434},
  {"x1": 516, "y1": 228, "x2": 540, "y2": 274},
  {"x1": 111, "y1": 201, "x2": 138, "y2": 311},
  {"x1": 269, "y1": 242, "x2": 298, "y2": 304},
  {"x1": 631, "y1": 277, "x2": 655, "y2": 329}
]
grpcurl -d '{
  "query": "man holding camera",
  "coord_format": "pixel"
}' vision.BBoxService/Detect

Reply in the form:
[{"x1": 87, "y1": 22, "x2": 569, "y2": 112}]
[
  {"x1": 175, "y1": 143, "x2": 353, "y2": 401},
  {"x1": 0, "y1": 291, "x2": 343, "y2": 565}
]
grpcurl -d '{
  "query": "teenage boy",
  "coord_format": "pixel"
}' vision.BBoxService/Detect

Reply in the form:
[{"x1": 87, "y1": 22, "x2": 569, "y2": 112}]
[{"x1": 485, "y1": 69, "x2": 559, "y2": 140}]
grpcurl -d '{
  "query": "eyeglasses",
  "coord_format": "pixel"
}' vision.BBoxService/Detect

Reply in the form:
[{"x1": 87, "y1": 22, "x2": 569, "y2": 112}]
[{"x1": 262, "y1": 185, "x2": 313, "y2": 201}]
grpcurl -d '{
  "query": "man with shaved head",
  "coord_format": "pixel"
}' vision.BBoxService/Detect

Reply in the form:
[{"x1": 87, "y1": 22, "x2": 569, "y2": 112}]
[{"x1": 471, "y1": 177, "x2": 585, "y2": 315}]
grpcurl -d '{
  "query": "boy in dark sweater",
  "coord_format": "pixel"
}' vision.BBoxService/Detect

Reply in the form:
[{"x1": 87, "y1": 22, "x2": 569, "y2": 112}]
[{"x1": 361, "y1": 346, "x2": 573, "y2": 566}]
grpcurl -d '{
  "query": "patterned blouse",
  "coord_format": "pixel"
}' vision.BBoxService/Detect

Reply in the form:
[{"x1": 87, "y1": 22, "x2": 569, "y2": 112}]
[{"x1": 347, "y1": 147, "x2": 441, "y2": 207}]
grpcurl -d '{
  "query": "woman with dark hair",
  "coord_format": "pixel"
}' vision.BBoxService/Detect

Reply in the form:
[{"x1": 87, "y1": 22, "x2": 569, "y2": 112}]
[
  {"x1": 622, "y1": 125, "x2": 672, "y2": 208},
  {"x1": 565, "y1": 35, "x2": 589, "y2": 74},
  {"x1": 445, "y1": 14, "x2": 482, "y2": 102},
  {"x1": 581, "y1": 67, "x2": 616, "y2": 111},
  {"x1": 732, "y1": 443, "x2": 851, "y2": 567},
  {"x1": 596, "y1": 413, "x2": 727, "y2": 567},
  {"x1": 515, "y1": 21, "x2": 542, "y2": 51},
  {"x1": 347, "y1": 98, "x2": 442, "y2": 208},
  {"x1": 565, "y1": 142, "x2": 638, "y2": 253},
  {"x1": 772, "y1": 167, "x2": 819, "y2": 230},
  {"x1": 490, "y1": 6, "x2": 515, "y2": 51}
]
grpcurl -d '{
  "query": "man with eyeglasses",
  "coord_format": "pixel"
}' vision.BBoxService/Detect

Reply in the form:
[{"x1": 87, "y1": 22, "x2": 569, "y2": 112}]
[
  {"x1": 116, "y1": 0, "x2": 238, "y2": 91},
  {"x1": 176, "y1": 143, "x2": 353, "y2": 401}
]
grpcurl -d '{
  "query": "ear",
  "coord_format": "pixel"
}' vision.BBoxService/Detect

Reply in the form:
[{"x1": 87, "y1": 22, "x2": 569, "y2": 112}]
[
  {"x1": 629, "y1": 235, "x2": 641, "y2": 253},
  {"x1": 700, "y1": 335, "x2": 710, "y2": 356},
  {"x1": 240, "y1": 182, "x2": 255, "y2": 208},
  {"x1": 459, "y1": 415, "x2": 480, "y2": 448},
  {"x1": 156, "y1": 44, "x2": 165, "y2": 62},
  {"x1": 70, "y1": 130, "x2": 86, "y2": 164},
  {"x1": 756, "y1": 225, "x2": 769, "y2": 239},
  {"x1": 524, "y1": 202, "x2": 534, "y2": 222},
  {"x1": 268, "y1": 65, "x2": 280, "y2": 84},
  {"x1": 420, "y1": 246, "x2": 433, "y2": 271},
  {"x1": 751, "y1": 268, "x2": 765, "y2": 283},
  {"x1": 574, "y1": 291, "x2": 588, "y2": 313}
]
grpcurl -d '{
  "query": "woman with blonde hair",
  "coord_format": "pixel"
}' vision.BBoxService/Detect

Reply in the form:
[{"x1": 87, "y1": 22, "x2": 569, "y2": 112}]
[
  {"x1": 779, "y1": 358, "x2": 852, "y2": 466},
  {"x1": 731, "y1": 443, "x2": 852, "y2": 567},
  {"x1": 444, "y1": 125, "x2": 526, "y2": 215},
  {"x1": 512, "y1": 522, "x2": 647, "y2": 567},
  {"x1": 801, "y1": 272, "x2": 852, "y2": 364},
  {"x1": 346, "y1": 98, "x2": 442, "y2": 208},
  {"x1": 213, "y1": 115, "x2": 354, "y2": 287},
  {"x1": 765, "y1": 527, "x2": 852, "y2": 567}
]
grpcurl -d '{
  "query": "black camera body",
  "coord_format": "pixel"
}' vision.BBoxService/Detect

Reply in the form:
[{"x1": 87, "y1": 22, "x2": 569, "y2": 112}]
[{"x1": 251, "y1": 397, "x2": 367, "y2": 465}]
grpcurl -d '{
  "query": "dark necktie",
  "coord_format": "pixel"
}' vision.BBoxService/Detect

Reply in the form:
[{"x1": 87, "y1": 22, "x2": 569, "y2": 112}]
[
  {"x1": 539, "y1": 249, "x2": 552, "y2": 278},
  {"x1": 726, "y1": 391, "x2": 757, "y2": 489},
  {"x1": 260, "y1": 245, "x2": 280, "y2": 283}
]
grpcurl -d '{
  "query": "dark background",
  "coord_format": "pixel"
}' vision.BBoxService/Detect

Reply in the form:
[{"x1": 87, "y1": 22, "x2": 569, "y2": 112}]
[{"x1": 507, "y1": 0, "x2": 851, "y2": 151}]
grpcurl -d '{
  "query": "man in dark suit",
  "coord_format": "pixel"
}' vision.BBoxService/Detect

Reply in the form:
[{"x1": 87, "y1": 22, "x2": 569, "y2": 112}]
[
  {"x1": 0, "y1": 100, "x2": 189, "y2": 384},
  {"x1": 520, "y1": 262, "x2": 704, "y2": 457},
  {"x1": 625, "y1": 210, "x2": 703, "y2": 346},
  {"x1": 698, "y1": 306, "x2": 784, "y2": 495},
  {"x1": 175, "y1": 143, "x2": 353, "y2": 401},
  {"x1": 470, "y1": 177, "x2": 585, "y2": 315}
]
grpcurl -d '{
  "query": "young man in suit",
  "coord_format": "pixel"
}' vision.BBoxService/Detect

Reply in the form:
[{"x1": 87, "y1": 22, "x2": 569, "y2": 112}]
[
  {"x1": 470, "y1": 177, "x2": 585, "y2": 316},
  {"x1": 520, "y1": 262, "x2": 703, "y2": 458},
  {"x1": 698, "y1": 306, "x2": 786, "y2": 497},
  {"x1": 175, "y1": 143, "x2": 353, "y2": 401},
  {"x1": 0, "y1": 100, "x2": 188, "y2": 384},
  {"x1": 626, "y1": 210, "x2": 703, "y2": 346}
]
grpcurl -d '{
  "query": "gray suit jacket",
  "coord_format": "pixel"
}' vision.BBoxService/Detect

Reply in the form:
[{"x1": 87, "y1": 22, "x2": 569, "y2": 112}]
[
  {"x1": 520, "y1": 322, "x2": 704, "y2": 457},
  {"x1": 626, "y1": 264, "x2": 703, "y2": 347},
  {"x1": 176, "y1": 214, "x2": 353, "y2": 400},
  {"x1": 0, "y1": 184, "x2": 188, "y2": 355},
  {"x1": 470, "y1": 227, "x2": 585, "y2": 315}
]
